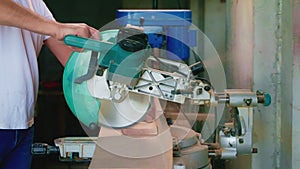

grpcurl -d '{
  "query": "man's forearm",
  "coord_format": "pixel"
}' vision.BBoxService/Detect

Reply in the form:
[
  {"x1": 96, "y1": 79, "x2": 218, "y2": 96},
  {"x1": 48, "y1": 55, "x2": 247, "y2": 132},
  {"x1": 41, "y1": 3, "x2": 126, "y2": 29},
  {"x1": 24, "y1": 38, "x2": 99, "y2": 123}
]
[
  {"x1": 0, "y1": 0, "x2": 98, "y2": 40},
  {"x1": 0, "y1": 0, "x2": 59, "y2": 37}
]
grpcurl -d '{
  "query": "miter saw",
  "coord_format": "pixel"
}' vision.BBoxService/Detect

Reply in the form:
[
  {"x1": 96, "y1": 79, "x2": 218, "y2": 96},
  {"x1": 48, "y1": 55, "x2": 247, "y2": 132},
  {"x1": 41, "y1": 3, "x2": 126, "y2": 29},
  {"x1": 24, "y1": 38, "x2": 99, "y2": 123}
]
[
  {"x1": 63, "y1": 28, "x2": 213, "y2": 129},
  {"x1": 32, "y1": 10, "x2": 271, "y2": 169}
]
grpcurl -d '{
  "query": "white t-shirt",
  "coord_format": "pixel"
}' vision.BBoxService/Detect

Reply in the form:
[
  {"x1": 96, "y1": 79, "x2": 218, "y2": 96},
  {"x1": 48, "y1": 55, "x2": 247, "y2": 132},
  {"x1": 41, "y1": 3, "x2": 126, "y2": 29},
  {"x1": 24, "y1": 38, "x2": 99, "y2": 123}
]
[{"x1": 0, "y1": 0, "x2": 55, "y2": 129}]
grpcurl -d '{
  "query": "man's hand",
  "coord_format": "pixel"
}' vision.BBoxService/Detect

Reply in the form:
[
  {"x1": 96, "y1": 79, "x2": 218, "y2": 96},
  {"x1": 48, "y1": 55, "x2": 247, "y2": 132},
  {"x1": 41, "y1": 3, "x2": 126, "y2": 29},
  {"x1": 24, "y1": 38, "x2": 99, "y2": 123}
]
[{"x1": 54, "y1": 22, "x2": 99, "y2": 40}]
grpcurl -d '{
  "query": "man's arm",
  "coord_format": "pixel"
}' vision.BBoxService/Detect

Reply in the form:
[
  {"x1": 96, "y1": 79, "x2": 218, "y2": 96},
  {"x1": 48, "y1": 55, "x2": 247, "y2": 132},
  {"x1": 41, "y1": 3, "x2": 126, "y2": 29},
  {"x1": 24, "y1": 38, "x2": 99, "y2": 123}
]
[
  {"x1": 44, "y1": 38, "x2": 73, "y2": 66},
  {"x1": 0, "y1": 0, "x2": 98, "y2": 40}
]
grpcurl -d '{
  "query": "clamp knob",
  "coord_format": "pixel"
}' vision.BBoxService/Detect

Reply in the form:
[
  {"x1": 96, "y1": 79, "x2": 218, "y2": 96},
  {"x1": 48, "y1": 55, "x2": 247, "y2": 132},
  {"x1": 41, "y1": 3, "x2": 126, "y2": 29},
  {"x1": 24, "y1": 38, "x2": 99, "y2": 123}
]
[
  {"x1": 263, "y1": 93, "x2": 271, "y2": 106},
  {"x1": 256, "y1": 91, "x2": 271, "y2": 106}
]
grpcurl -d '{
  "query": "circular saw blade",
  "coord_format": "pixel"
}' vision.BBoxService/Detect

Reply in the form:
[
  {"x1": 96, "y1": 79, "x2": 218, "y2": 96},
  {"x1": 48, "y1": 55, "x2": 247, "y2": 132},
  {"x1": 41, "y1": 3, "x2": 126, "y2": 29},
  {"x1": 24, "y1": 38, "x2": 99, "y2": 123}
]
[
  {"x1": 98, "y1": 92, "x2": 151, "y2": 128},
  {"x1": 63, "y1": 50, "x2": 151, "y2": 128}
]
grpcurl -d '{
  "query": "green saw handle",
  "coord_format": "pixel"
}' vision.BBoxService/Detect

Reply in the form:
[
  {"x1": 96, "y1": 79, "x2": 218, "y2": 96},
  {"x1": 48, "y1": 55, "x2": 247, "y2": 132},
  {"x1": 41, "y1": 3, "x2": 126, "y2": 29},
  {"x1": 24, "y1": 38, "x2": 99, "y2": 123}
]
[{"x1": 64, "y1": 35, "x2": 113, "y2": 52}]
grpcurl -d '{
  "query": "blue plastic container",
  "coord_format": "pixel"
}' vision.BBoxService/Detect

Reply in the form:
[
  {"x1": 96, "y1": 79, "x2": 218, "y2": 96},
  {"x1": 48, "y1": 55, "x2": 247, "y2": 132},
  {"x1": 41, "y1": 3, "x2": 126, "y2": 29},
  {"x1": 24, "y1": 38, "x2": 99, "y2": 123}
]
[{"x1": 116, "y1": 10, "x2": 194, "y2": 60}]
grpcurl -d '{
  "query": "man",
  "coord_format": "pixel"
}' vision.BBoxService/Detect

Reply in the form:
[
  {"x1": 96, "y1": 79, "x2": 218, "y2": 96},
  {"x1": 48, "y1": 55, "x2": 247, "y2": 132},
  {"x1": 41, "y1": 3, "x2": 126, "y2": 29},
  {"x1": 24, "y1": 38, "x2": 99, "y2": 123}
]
[{"x1": 0, "y1": 0, "x2": 98, "y2": 168}]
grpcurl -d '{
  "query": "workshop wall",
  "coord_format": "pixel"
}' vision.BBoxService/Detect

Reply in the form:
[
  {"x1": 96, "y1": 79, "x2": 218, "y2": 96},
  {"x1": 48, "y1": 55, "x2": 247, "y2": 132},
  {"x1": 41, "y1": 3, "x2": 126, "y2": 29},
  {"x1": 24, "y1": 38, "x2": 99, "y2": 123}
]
[{"x1": 292, "y1": 0, "x2": 300, "y2": 168}]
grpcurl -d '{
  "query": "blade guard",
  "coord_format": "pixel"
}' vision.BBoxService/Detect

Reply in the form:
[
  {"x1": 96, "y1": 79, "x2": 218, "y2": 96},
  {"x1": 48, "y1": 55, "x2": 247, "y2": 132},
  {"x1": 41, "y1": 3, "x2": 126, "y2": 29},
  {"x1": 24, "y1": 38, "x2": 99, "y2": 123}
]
[
  {"x1": 63, "y1": 31, "x2": 118, "y2": 129},
  {"x1": 63, "y1": 50, "x2": 100, "y2": 129}
]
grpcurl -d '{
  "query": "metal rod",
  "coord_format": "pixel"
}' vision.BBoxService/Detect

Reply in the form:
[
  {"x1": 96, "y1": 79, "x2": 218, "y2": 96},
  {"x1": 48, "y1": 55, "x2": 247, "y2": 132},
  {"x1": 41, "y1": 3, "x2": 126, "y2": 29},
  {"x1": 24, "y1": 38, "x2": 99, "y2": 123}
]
[{"x1": 215, "y1": 93, "x2": 230, "y2": 103}]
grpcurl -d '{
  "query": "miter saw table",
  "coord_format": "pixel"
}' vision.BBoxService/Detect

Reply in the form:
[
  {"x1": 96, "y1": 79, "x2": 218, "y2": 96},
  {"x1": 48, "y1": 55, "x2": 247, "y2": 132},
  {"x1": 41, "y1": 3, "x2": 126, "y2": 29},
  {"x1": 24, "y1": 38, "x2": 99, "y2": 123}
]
[{"x1": 32, "y1": 10, "x2": 271, "y2": 169}]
